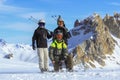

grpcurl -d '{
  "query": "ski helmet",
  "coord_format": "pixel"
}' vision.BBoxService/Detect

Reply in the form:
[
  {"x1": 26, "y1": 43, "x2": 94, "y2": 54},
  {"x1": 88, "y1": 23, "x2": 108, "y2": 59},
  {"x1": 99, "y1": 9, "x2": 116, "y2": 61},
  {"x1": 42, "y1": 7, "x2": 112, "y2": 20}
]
[
  {"x1": 57, "y1": 15, "x2": 64, "y2": 25},
  {"x1": 38, "y1": 19, "x2": 45, "y2": 24},
  {"x1": 38, "y1": 19, "x2": 45, "y2": 27},
  {"x1": 55, "y1": 30, "x2": 63, "y2": 40}
]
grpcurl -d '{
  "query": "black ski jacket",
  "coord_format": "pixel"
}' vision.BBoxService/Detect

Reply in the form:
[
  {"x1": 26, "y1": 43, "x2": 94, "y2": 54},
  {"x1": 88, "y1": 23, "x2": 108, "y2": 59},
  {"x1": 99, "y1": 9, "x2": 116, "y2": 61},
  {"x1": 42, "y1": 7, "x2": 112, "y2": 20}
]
[{"x1": 32, "y1": 27, "x2": 52, "y2": 48}]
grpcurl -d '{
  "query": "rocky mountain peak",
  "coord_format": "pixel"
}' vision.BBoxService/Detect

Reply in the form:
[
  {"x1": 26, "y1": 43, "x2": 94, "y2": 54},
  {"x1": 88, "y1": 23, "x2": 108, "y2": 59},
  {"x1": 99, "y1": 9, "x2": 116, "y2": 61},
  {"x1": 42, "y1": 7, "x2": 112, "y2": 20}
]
[
  {"x1": 72, "y1": 13, "x2": 116, "y2": 69},
  {"x1": 103, "y1": 12, "x2": 120, "y2": 38}
]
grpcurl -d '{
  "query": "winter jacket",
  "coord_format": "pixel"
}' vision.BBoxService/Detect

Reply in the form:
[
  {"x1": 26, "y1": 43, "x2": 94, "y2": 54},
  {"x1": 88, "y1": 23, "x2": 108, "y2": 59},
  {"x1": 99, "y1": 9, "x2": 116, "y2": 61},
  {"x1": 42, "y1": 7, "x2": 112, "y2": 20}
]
[
  {"x1": 53, "y1": 26, "x2": 71, "y2": 45},
  {"x1": 32, "y1": 27, "x2": 52, "y2": 48},
  {"x1": 49, "y1": 40, "x2": 68, "y2": 61}
]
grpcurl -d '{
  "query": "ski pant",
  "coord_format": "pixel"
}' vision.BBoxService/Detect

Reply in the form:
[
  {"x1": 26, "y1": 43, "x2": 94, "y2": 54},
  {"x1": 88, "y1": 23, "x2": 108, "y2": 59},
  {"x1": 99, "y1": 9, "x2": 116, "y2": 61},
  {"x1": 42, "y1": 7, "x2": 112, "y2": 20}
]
[
  {"x1": 53, "y1": 61, "x2": 62, "y2": 72},
  {"x1": 65, "y1": 54, "x2": 73, "y2": 70},
  {"x1": 54, "y1": 54, "x2": 73, "y2": 71},
  {"x1": 37, "y1": 48, "x2": 49, "y2": 71}
]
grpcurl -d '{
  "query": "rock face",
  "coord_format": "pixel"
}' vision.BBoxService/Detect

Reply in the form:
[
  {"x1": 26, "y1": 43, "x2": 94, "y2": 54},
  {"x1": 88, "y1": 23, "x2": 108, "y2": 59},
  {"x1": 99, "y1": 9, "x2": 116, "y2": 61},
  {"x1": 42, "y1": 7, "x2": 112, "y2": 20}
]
[
  {"x1": 72, "y1": 13, "x2": 115, "y2": 69},
  {"x1": 74, "y1": 19, "x2": 80, "y2": 27},
  {"x1": 103, "y1": 13, "x2": 120, "y2": 38}
]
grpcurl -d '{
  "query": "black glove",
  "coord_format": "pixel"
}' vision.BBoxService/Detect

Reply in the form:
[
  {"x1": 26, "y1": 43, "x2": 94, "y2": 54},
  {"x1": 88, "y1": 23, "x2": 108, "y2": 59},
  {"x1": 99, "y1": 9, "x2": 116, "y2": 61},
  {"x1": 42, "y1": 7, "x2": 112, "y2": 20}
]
[
  {"x1": 32, "y1": 46, "x2": 35, "y2": 50},
  {"x1": 50, "y1": 31, "x2": 53, "y2": 36},
  {"x1": 67, "y1": 32, "x2": 71, "y2": 38},
  {"x1": 61, "y1": 56, "x2": 67, "y2": 60}
]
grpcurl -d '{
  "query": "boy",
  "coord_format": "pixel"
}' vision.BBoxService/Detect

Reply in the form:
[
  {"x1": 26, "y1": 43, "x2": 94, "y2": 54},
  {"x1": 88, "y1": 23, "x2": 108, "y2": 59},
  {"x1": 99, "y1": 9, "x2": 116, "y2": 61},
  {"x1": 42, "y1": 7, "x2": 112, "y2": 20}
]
[{"x1": 49, "y1": 30, "x2": 68, "y2": 72}]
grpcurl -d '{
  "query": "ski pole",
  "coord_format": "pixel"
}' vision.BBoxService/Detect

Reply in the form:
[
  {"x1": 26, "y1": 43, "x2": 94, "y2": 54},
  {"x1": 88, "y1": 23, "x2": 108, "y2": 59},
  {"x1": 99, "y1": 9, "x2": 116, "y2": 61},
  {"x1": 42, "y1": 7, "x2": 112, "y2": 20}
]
[
  {"x1": 29, "y1": 16, "x2": 53, "y2": 33},
  {"x1": 28, "y1": 16, "x2": 38, "y2": 23},
  {"x1": 51, "y1": 15, "x2": 58, "y2": 21}
]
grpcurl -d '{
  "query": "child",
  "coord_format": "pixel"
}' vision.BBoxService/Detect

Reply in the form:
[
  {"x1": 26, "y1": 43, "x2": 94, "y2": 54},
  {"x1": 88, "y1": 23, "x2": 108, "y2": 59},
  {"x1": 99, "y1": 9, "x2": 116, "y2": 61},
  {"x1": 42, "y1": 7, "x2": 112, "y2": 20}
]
[{"x1": 49, "y1": 30, "x2": 68, "y2": 72}]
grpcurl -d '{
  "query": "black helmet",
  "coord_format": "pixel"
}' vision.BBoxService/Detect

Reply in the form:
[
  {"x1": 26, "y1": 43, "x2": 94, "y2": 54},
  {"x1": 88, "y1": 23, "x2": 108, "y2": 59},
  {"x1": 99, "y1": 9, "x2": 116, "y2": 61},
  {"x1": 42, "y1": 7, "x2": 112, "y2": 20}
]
[
  {"x1": 55, "y1": 30, "x2": 63, "y2": 35},
  {"x1": 55, "y1": 30, "x2": 63, "y2": 40}
]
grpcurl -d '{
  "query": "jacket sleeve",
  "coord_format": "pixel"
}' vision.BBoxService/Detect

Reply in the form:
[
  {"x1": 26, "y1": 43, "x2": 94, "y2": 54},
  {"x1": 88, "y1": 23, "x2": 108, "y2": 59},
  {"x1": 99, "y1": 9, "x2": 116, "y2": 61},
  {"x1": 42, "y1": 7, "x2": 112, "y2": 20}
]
[
  {"x1": 32, "y1": 31, "x2": 36, "y2": 48},
  {"x1": 64, "y1": 27, "x2": 71, "y2": 39},
  {"x1": 52, "y1": 29, "x2": 57, "y2": 41},
  {"x1": 49, "y1": 46, "x2": 55, "y2": 61},
  {"x1": 62, "y1": 43, "x2": 68, "y2": 59},
  {"x1": 46, "y1": 29, "x2": 52, "y2": 39}
]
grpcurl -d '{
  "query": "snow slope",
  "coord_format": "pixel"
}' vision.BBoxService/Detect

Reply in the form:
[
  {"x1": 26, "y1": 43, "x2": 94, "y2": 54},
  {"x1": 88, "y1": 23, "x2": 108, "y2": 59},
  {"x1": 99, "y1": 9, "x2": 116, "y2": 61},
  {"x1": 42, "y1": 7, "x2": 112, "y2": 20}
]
[
  {"x1": 0, "y1": 56, "x2": 120, "y2": 80},
  {"x1": 0, "y1": 60, "x2": 120, "y2": 80}
]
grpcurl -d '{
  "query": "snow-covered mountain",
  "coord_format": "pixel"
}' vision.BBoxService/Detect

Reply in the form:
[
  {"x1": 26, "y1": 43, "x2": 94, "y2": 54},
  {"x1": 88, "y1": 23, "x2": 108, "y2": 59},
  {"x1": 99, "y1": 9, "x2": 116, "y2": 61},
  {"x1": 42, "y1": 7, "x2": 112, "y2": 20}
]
[
  {"x1": 0, "y1": 39, "x2": 38, "y2": 63},
  {"x1": 68, "y1": 13, "x2": 120, "y2": 69},
  {"x1": 103, "y1": 12, "x2": 120, "y2": 38}
]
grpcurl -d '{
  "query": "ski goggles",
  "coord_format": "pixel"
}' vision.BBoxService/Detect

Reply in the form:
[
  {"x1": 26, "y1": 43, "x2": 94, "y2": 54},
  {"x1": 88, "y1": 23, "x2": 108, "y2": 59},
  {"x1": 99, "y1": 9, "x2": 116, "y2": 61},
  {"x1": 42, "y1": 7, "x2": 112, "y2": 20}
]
[{"x1": 38, "y1": 23, "x2": 45, "y2": 26}]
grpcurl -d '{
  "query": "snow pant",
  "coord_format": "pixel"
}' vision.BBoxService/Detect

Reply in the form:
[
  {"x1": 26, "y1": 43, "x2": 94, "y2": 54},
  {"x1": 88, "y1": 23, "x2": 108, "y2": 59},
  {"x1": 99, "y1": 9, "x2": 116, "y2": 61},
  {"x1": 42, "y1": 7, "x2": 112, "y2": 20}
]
[
  {"x1": 58, "y1": 54, "x2": 73, "y2": 71},
  {"x1": 53, "y1": 61, "x2": 62, "y2": 72},
  {"x1": 65, "y1": 54, "x2": 73, "y2": 70},
  {"x1": 54, "y1": 54, "x2": 73, "y2": 71},
  {"x1": 37, "y1": 48, "x2": 49, "y2": 71}
]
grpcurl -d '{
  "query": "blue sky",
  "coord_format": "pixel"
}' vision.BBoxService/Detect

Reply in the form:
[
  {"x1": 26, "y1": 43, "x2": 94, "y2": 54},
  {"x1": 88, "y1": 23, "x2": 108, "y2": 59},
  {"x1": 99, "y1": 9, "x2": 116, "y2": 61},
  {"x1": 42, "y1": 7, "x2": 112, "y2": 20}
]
[{"x1": 0, "y1": 0, "x2": 120, "y2": 44}]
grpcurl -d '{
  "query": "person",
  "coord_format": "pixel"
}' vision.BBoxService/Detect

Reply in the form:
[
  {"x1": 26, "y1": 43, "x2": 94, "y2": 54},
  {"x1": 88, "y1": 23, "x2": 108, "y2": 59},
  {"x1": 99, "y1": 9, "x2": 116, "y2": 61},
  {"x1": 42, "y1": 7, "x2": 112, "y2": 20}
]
[
  {"x1": 53, "y1": 15, "x2": 71, "y2": 45},
  {"x1": 49, "y1": 30, "x2": 73, "y2": 72},
  {"x1": 49, "y1": 30, "x2": 68, "y2": 72},
  {"x1": 32, "y1": 19, "x2": 52, "y2": 72}
]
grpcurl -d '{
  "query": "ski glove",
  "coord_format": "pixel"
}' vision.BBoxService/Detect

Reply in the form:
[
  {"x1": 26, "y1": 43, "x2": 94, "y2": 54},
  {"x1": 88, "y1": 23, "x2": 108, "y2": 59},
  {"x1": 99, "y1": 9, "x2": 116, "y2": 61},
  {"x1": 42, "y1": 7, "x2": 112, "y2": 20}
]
[
  {"x1": 32, "y1": 46, "x2": 35, "y2": 50},
  {"x1": 50, "y1": 31, "x2": 54, "y2": 36},
  {"x1": 67, "y1": 32, "x2": 72, "y2": 38},
  {"x1": 61, "y1": 56, "x2": 67, "y2": 60}
]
